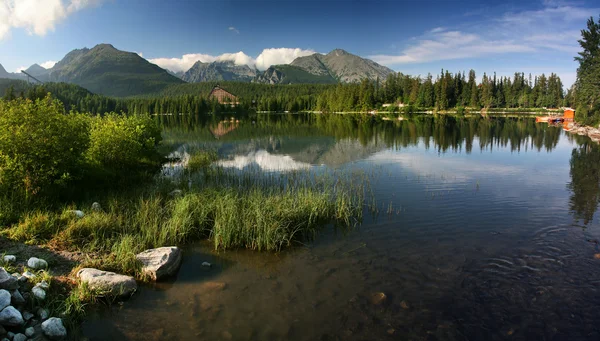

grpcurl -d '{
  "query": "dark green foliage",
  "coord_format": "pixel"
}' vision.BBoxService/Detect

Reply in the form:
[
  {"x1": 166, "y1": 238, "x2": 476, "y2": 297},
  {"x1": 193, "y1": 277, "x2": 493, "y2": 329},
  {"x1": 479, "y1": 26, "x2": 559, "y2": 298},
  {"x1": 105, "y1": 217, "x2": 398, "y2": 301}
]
[{"x1": 574, "y1": 15, "x2": 600, "y2": 125}]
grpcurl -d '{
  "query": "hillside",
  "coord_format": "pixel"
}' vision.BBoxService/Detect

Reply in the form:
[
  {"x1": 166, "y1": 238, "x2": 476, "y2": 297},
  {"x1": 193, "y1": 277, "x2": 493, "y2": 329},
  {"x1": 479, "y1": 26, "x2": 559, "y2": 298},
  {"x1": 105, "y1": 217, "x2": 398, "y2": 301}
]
[
  {"x1": 43, "y1": 44, "x2": 184, "y2": 97},
  {"x1": 182, "y1": 61, "x2": 257, "y2": 83},
  {"x1": 25, "y1": 64, "x2": 49, "y2": 77},
  {"x1": 254, "y1": 65, "x2": 337, "y2": 84},
  {"x1": 0, "y1": 64, "x2": 9, "y2": 78},
  {"x1": 290, "y1": 49, "x2": 394, "y2": 83}
]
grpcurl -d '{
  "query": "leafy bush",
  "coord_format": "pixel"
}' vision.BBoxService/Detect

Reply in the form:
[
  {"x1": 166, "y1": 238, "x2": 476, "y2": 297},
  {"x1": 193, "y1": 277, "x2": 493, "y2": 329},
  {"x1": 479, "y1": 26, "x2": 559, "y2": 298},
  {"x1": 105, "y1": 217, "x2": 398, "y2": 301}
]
[{"x1": 0, "y1": 96, "x2": 90, "y2": 198}]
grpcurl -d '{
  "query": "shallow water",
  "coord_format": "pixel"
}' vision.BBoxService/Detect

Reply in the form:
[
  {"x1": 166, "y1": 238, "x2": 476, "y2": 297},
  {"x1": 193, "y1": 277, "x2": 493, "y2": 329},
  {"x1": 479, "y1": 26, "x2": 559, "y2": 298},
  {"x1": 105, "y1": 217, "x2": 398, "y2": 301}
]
[{"x1": 83, "y1": 115, "x2": 600, "y2": 340}]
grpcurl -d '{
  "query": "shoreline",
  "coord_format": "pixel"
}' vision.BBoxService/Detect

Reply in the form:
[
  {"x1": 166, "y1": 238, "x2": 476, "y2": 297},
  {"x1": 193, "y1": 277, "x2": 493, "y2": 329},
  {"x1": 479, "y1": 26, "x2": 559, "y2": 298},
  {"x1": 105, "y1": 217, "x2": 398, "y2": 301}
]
[{"x1": 568, "y1": 123, "x2": 600, "y2": 142}]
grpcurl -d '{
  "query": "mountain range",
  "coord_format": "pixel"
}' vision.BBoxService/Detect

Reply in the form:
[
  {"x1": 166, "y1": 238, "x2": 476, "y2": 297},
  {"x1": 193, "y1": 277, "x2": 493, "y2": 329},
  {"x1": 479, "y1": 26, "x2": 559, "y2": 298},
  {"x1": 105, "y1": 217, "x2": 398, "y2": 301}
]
[{"x1": 0, "y1": 44, "x2": 395, "y2": 97}]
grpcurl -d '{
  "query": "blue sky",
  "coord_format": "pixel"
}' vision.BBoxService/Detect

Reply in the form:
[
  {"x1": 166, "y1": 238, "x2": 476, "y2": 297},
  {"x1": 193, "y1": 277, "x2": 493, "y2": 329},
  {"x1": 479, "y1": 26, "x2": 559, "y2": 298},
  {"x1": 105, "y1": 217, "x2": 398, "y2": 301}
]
[{"x1": 0, "y1": 0, "x2": 598, "y2": 87}]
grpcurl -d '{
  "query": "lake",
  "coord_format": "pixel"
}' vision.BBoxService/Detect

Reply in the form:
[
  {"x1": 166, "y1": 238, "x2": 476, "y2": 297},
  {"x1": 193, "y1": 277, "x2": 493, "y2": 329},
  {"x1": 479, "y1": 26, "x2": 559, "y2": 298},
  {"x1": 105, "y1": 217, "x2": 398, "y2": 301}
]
[{"x1": 82, "y1": 114, "x2": 600, "y2": 340}]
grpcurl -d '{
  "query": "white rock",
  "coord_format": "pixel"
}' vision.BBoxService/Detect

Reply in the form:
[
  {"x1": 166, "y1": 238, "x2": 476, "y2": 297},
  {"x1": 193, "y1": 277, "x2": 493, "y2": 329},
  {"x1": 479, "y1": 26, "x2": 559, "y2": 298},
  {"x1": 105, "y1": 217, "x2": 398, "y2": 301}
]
[
  {"x1": 24, "y1": 327, "x2": 34, "y2": 337},
  {"x1": 22, "y1": 311, "x2": 33, "y2": 321},
  {"x1": 21, "y1": 271, "x2": 35, "y2": 280},
  {"x1": 0, "y1": 306, "x2": 23, "y2": 326},
  {"x1": 168, "y1": 189, "x2": 183, "y2": 197},
  {"x1": 135, "y1": 247, "x2": 182, "y2": 281},
  {"x1": 41, "y1": 317, "x2": 67, "y2": 340},
  {"x1": 67, "y1": 210, "x2": 84, "y2": 218},
  {"x1": 91, "y1": 202, "x2": 102, "y2": 212},
  {"x1": 31, "y1": 287, "x2": 45, "y2": 300},
  {"x1": 10, "y1": 290, "x2": 24, "y2": 305},
  {"x1": 202, "y1": 262, "x2": 211, "y2": 267},
  {"x1": 0, "y1": 269, "x2": 18, "y2": 291},
  {"x1": 13, "y1": 333, "x2": 26, "y2": 341},
  {"x1": 2, "y1": 256, "x2": 15, "y2": 264},
  {"x1": 27, "y1": 258, "x2": 48, "y2": 270},
  {"x1": 37, "y1": 308, "x2": 49, "y2": 320},
  {"x1": 76, "y1": 268, "x2": 137, "y2": 297},
  {"x1": 36, "y1": 281, "x2": 49, "y2": 290},
  {"x1": 0, "y1": 291, "x2": 9, "y2": 311}
]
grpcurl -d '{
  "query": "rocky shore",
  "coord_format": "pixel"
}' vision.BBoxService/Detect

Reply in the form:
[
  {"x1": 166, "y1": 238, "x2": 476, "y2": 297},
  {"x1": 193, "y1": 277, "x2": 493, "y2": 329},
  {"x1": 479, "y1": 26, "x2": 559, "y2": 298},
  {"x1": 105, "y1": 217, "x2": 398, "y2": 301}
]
[{"x1": 568, "y1": 123, "x2": 600, "y2": 142}]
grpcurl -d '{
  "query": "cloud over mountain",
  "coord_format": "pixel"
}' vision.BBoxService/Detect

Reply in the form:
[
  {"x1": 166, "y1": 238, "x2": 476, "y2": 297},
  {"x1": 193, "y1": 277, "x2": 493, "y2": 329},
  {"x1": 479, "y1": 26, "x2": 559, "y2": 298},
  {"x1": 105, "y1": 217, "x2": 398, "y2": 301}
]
[
  {"x1": 148, "y1": 48, "x2": 316, "y2": 73},
  {"x1": 0, "y1": 0, "x2": 102, "y2": 40}
]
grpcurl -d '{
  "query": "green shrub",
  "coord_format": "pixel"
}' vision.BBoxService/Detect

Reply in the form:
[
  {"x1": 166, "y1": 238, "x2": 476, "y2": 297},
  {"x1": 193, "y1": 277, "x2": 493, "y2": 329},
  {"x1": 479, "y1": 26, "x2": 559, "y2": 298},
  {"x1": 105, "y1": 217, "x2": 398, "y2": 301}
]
[{"x1": 0, "y1": 96, "x2": 89, "y2": 198}]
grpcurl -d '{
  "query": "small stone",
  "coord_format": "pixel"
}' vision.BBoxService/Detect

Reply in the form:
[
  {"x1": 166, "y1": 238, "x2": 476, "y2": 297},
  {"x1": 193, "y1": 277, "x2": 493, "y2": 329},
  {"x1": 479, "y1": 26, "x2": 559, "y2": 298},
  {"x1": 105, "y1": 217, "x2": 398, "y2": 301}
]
[
  {"x1": 13, "y1": 333, "x2": 26, "y2": 341},
  {"x1": 0, "y1": 269, "x2": 18, "y2": 291},
  {"x1": 0, "y1": 290, "x2": 10, "y2": 311},
  {"x1": 201, "y1": 262, "x2": 211, "y2": 267},
  {"x1": 24, "y1": 327, "x2": 34, "y2": 337},
  {"x1": 2, "y1": 257, "x2": 15, "y2": 264},
  {"x1": 67, "y1": 210, "x2": 84, "y2": 218},
  {"x1": 10, "y1": 291, "x2": 24, "y2": 305},
  {"x1": 32, "y1": 287, "x2": 46, "y2": 300},
  {"x1": 37, "y1": 308, "x2": 49, "y2": 320},
  {"x1": 21, "y1": 271, "x2": 35, "y2": 280},
  {"x1": 0, "y1": 306, "x2": 24, "y2": 326},
  {"x1": 22, "y1": 312, "x2": 33, "y2": 321},
  {"x1": 135, "y1": 247, "x2": 182, "y2": 281},
  {"x1": 36, "y1": 281, "x2": 49, "y2": 290},
  {"x1": 369, "y1": 292, "x2": 387, "y2": 306},
  {"x1": 387, "y1": 328, "x2": 395, "y2": 335},
  {"x1": 41, "y1": 317, "x2": 67, "y2": 340},
  {"x1": 91, "y1": 202, "x2": 102, "y2": 212},
  {"x1": 6, "y1": 332, "x2": 14, "y2": 339},
  {"x1": 27, "y1": 258, "x2": 48, "y2": 270},
  {"x1": 400, "y1": 300, "x2": 410, "y2": 309}
]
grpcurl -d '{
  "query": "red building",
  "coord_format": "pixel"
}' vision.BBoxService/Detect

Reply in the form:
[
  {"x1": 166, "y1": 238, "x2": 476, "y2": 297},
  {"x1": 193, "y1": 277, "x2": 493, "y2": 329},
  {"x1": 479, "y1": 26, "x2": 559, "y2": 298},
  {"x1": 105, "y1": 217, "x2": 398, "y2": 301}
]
[{"x1": 209, "y1": 85, "x2": 239, "y2": 106}]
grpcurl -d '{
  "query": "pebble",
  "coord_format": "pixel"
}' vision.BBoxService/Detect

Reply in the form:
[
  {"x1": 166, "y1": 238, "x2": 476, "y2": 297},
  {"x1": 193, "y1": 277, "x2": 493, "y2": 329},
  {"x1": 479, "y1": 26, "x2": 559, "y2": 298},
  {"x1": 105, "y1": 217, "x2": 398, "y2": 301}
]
[
  {"x1": 37, "y1": 308, "x2": 49, "y2": 320},
  {"x1": 41, "y1": 317, "x2": 67, "y2": 340},
  {"x1": 36, "y1": 281, "x2": 50, "y2": 290},
  {"x1": 202, "y1": 262, "x2": 211, "y2": 267},
  {"x1": 22, "y1": 312, "x2": 33, "y2": 321},
  {"x1": 2, "y1": 256, "x2": 15, "y2": 264},
  {"x1": 400, "y1": 300, "x2": 410, "y2": 309},
  {"x1": 369, "y1": 292, "x2": 387, "y2": 305},
  {"x1": 21, "y1": 271, "x2": 36, "y2": 280},
  {"x1": 24, "y1": 327, "x2": 35, "y2": 337}
]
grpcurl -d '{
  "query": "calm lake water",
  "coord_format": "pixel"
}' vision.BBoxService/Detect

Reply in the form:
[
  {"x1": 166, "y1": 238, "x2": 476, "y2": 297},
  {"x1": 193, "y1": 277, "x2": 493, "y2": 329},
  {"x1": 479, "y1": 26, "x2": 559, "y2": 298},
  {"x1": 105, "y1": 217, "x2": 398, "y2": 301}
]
[{"x1": 83, "y1": 114, "x2": 600, "y2": 340}]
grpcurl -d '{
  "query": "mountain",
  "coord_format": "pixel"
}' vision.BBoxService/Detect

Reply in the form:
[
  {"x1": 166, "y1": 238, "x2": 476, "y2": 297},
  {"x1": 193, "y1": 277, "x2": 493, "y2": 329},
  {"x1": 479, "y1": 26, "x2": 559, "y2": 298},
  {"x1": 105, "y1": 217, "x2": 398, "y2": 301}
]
[
  {"x1": 24, "y1": 64, "x2": 48, "y2": 77},
  {"x1": 182, "y1": 60, "x2": 257, "y2": 83},
  {"x1": 43, "y1": 44, "x2": 184, "y2": 97},
  {"x1": 253, "y1": 49, "x2": 394, "y2": 84},
  {"x1": 253, "y1": 65, "x2": 337, "y2": 84},
  {"x1": 291, "y1": 49, "x2": 394, "y2": 83},
  {"x1": 0, "y1": 64, "x2": 9, "y2": 78}
]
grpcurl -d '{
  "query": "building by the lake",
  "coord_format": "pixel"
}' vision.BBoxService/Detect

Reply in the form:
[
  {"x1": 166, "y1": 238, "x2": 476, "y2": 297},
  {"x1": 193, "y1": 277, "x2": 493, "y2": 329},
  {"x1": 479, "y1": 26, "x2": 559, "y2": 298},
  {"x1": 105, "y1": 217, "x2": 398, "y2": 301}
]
[{"x1": 209, "y1": 85, "x2": 239, "y2": 106}]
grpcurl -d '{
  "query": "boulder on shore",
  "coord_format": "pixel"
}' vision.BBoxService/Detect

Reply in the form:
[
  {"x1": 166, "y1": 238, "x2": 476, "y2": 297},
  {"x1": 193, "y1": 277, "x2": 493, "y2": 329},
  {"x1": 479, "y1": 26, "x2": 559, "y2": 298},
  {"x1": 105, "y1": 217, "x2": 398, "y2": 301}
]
[
  {"x1": 0, "y1": 290, "x2": 10, "y2": 311},
  {"x1": 0, "y1": 269, "x2": 18, "y2": 291},
  {"x1": 0, "y1": 306, "x2": 24, "y2": 326},
  {"x1": 135, "y1": 247, "x2": 182, "y2": 281},
  {"x1": 76, "y1": 268, "x2": 137, "y2": 297},
  {"x1": 41, "y1": 317, "x2": 67, "y2": 340}
]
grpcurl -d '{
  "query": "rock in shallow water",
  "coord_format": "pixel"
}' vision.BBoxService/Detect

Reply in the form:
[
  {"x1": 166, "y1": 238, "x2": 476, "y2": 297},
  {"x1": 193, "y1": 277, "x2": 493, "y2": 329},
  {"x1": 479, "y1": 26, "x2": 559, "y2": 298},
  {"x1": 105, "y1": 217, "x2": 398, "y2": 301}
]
[
  {"x1": 0, "y1": 269, "x2": 18, "y2": 291},
  {"x1": 135, "y1": 247, "x2": 182, "y2": 281},
  {"x1": 42, "y1": 317, "x2": 67, "y2": 340},
  {"x1": 77, "y1": 268, "x2": 137, "y2": 297},
  {"x1": 27, "y1": 258, "x2": 48, "y2": 270},
  {"x1": 0, "y1": 306, "x2": 23, "y2": 326}
]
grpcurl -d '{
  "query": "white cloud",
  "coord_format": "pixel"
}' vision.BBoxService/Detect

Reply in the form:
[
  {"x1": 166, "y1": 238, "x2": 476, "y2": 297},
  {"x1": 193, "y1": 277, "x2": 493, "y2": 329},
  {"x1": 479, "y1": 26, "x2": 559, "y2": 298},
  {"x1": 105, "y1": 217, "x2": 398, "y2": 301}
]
[
  {"x1": 0, "y1": 0, "x2": 103, "y2": 40},
  {"x1": 148, "y1": 48, "x2": 316, "y2": 73},
  {"x1": 40, "y1": 60, "x2": 56, "y2": 69},
  {"x1": 228, "y1": 26, "x2": 239, "y2": 34},
  {"x1": 255, "y1": 48, "x2": 316, "y2": 70},
  {"x1": 369, "y1": 2, "x2": 598, "y2": 66},
  {"x1": 15, "y1": 66, "x2": 26, "y2": 73}
]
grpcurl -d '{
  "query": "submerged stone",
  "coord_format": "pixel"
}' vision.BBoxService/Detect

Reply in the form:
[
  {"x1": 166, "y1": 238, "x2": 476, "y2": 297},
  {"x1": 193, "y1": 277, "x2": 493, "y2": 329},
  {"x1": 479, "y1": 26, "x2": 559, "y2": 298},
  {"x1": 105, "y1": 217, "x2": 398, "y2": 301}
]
[
  {"x1": 135, "y1": 247, "x2": 182, "y2": 281},
  {"x1": 77, "y1": 268, "x2": 137, "y2": 297}
]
